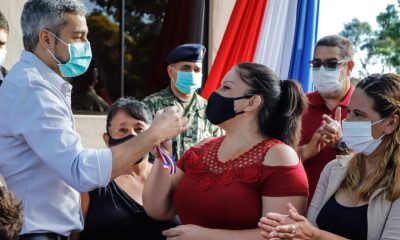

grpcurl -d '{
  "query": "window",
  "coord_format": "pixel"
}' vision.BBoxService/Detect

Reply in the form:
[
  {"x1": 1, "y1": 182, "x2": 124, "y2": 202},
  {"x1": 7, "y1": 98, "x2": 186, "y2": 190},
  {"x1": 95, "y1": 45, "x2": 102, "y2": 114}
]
[{"x1": 74, "y1": 0, "x2": 208, "y2": 114}]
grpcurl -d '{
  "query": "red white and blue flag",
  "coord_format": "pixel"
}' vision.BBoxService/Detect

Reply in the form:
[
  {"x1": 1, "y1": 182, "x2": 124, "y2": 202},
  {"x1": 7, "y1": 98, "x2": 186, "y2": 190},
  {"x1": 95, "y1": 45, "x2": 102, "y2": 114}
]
[{"x1": 202, "y1": 0, "x2": 320, "y2": 99}]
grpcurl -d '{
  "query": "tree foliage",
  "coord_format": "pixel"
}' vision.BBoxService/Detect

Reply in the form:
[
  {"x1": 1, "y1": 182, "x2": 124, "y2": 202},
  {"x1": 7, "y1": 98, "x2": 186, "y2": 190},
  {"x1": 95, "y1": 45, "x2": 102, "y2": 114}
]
[
  {"x1": 88, "y1": 0, "x2": 168, "y2": 99},
  {"x1": 340, "y1": 3, "x2": 400, "y2": 77},
  {"x1": 86, "y1": 14, "x2": 121, "y2": 99}
]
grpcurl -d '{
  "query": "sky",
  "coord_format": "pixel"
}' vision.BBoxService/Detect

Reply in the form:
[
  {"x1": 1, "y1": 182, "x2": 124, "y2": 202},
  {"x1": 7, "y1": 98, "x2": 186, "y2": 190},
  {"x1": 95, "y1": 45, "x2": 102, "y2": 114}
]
[{"x1": 318, "y1": 0, "x2": 399, "y2": 77}]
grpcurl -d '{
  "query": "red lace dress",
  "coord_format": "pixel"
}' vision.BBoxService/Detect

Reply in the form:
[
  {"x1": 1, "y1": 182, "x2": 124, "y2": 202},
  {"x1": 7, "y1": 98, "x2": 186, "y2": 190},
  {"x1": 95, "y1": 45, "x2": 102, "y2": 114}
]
[{"x1": 173, "y1": 136, "x2": 309, "y2": 229}]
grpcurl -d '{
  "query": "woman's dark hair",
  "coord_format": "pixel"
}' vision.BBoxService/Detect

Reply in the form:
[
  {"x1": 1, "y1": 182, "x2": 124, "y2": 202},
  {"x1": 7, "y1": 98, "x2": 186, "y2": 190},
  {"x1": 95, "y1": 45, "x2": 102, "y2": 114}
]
[
  {"x1": 106, "y1": 97, "x2": 152, "y2": 133},
  {"x1": 235, "y1": 62, "x2": 307, "y2": 146}
]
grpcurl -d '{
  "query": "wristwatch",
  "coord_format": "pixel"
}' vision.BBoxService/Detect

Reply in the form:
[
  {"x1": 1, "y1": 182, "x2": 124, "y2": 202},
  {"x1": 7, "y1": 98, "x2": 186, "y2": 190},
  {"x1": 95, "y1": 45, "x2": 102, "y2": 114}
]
[{"x1": 335, "y1": 139, "x2": 348, "y2": 152}]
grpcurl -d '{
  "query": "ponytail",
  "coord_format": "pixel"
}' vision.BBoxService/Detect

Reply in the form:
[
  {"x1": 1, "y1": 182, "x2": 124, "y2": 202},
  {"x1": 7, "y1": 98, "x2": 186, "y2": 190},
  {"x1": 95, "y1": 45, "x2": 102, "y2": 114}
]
[
  {"x1": 235, "y1": 63, "x2": 307, "y2": 147},
  {"x1": 264, "y1": 80, "x2": 307, "y2": 146}
]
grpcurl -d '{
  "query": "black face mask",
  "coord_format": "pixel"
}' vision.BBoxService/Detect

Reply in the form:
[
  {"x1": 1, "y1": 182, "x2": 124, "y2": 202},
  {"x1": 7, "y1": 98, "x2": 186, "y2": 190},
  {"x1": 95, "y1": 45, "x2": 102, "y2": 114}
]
[
  {"x1": 109, "y1": 134, "x2": 147, "y2": 164},
  {"x1": 206, "y1": 92, "x2": 253, "y2": 125},
  {"x1": 108, "y1": 134, "x2": 135, "y2": 147}
]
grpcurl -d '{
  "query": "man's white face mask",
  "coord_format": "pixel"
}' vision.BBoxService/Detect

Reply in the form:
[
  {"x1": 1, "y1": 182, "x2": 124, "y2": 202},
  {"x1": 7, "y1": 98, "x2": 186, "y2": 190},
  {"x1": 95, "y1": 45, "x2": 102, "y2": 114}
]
[
  {"x1": 310, "y1": 58, "x2": 349, "y2": 96},
  {"x1": 312, "y1": 67, "x2": 342, "y2": 95}
]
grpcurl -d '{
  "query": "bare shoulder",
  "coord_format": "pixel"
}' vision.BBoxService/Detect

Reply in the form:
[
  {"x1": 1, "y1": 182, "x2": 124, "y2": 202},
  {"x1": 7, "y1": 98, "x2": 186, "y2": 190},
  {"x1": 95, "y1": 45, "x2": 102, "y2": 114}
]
[{"x1": 263, "y1": 143, "x2": 299, "y2": 166}]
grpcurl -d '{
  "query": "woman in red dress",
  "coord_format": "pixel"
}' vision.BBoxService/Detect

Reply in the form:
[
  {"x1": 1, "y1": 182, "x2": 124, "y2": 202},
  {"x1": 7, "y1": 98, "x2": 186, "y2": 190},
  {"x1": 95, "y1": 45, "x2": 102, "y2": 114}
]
[{"x1": 143, "y1": 62, "x2": 309, "y2": 240}]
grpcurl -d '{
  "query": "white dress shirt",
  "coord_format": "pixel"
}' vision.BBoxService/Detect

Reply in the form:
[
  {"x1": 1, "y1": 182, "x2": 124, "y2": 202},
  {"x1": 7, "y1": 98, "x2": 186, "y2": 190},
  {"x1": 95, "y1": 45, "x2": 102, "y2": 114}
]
[{"x1": 0, "y1": 51, "x2": 112, "y2": 236}]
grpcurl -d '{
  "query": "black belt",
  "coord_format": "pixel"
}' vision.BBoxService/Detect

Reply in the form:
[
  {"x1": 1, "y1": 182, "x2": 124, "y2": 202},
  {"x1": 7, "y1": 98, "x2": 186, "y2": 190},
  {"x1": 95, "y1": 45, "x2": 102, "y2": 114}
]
[{"x1": 19, "y1": 232, "x2": 69, "y2": 240}]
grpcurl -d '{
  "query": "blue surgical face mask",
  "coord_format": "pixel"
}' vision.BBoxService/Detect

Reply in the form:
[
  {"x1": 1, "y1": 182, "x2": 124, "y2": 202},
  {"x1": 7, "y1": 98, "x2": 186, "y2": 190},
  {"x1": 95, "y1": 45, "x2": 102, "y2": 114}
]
[
  {"x1": 48, "y1": 31, "x2": 92, "y2": 77},
  {"x1": 175, "y1": 70, "x2": 202, "y2": 94}
]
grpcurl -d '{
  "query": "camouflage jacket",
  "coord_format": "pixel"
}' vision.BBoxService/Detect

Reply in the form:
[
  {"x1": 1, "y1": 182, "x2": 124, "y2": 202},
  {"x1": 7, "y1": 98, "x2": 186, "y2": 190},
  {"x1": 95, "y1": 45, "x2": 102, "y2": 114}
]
[{"x1": 142, "y1": 87, "x2": 223, "y2": 160}]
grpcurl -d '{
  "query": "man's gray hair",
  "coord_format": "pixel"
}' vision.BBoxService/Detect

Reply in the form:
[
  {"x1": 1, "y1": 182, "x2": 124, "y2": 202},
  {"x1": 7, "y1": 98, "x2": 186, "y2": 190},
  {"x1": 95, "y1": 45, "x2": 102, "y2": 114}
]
[
  {"x1": 315, "y1": 35, "x2": 354, "y2": 60},
  {"x1": 21, "y1": 0, "x2": 87, "y2": 52}
]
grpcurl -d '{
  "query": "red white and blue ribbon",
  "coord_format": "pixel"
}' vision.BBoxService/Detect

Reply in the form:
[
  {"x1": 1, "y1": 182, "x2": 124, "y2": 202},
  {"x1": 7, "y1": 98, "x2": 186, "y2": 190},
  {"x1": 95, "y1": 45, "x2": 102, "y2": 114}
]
[{"x1": 156, "y1": 146, "x2": 176, "y2": 174}]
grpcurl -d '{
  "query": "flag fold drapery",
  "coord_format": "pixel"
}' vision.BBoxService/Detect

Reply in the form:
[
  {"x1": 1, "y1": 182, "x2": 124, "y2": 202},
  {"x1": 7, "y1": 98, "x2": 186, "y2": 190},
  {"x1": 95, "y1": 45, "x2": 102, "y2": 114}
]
[{"x1": 202, "y1": 0, "x2": 320, "y2": 99}]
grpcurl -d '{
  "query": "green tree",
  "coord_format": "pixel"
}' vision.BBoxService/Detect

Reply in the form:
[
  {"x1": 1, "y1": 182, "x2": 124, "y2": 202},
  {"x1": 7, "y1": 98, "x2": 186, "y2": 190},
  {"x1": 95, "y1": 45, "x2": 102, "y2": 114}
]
[
  {"x1": 340, "y1": 19, "x2": 372, "y2": 76},
  {"x1": 86, "y1": 14, "x2": 121, "y2": 100},
  {"x1": 89, "y1": 0, "x2": 168, "y2": 99},
  {"x1": 340, "y1": 3, "x2": 400, "y2": 77},
  {"x1": 372, "y1": 4, "x2": 400, "y2": 73}
]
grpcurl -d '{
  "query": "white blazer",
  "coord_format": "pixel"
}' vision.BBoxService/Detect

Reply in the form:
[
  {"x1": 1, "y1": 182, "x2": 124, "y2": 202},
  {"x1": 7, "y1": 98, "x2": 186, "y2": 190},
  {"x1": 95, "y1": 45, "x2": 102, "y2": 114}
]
[{"x1": 307, "y1": 155, "x2": 400, "y2": 240}]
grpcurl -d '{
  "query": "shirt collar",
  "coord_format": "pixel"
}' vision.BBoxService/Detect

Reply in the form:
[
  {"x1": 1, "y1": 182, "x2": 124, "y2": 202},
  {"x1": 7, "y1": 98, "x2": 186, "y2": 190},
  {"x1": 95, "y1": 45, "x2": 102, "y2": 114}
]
[
  {"x1": 166, "y1": 86, "x2": 201, "y2": 103},
  {"x1": 163, "y1": 87, "x2": 205, "y2": 111},
  {"x1": 309, "y1": 84, "x2": 354, "y2": 107},
  {"x1": 21, "y1": 51, "x2": 72, "y2": 99},
  {"x1": 339, "y1": 84, "x2": 354, "y2": 107}
]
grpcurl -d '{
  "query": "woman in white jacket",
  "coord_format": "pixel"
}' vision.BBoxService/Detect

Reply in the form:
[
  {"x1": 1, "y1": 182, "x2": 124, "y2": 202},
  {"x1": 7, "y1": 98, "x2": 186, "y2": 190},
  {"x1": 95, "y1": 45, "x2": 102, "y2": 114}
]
[{"x1": 259, "y1": 73, "x2": 400, "y2": 240}]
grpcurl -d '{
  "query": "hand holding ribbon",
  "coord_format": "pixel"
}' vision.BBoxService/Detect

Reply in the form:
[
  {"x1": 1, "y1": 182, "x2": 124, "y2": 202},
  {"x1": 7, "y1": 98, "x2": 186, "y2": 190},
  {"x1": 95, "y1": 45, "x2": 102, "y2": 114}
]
[{"x1": 155, "y1": 140, "x2": 176, "y2": 174}]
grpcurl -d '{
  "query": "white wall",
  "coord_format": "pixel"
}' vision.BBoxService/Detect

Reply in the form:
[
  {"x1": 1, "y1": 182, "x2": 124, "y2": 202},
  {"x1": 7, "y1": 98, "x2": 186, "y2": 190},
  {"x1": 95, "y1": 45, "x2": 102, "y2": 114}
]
[
  {"x1": 74, "y1": 115, "x2": 107, "y2": 149},
  {"x1": 1, "y1": 0, "x2": 25, "y2": 69},
  {"x1": 208, "y1": 0, "x2": 235, "y2": 71}
]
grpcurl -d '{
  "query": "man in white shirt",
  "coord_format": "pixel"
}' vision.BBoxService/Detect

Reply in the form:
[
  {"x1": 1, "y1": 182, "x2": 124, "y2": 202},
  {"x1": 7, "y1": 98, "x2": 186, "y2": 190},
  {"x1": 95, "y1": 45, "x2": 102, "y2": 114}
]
[{"x1": 0, "y1": 0, "x2": 188, "y2": 239}]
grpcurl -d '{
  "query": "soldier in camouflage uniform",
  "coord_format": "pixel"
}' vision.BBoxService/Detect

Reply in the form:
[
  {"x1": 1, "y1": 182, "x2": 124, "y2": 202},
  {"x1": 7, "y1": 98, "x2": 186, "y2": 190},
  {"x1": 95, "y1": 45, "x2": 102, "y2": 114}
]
[{"x1": 143, "y1": 44, "x2": 223, "y2": 160}]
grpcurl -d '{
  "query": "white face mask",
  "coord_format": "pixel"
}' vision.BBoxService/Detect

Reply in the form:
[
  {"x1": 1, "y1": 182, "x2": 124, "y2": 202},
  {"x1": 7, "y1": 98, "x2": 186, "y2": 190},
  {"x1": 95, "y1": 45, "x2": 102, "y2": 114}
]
[
  {"x1": 342, "y1": 119, "x2": 386, "y2": 155},
  {"x1": 312, "y1": 67, "x2": 342, "y2": 94},
  {"x1": 0, "y1": 48, "x2": 7, "y2": 66}
]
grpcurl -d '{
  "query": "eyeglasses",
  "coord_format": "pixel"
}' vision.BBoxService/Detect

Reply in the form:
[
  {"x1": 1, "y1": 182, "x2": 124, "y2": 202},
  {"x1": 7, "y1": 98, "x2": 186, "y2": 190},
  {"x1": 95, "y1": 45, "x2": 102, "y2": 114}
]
[{"x1": 309, "y1": 59, "x2": 349, "y2": 71}]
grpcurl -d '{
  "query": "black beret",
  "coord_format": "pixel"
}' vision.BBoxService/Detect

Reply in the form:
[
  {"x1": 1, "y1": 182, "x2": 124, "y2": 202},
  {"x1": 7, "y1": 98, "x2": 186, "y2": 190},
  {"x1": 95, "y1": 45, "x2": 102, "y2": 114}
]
[{"x1": 166, "y1": 43, "x2": 206, "y2": 64}]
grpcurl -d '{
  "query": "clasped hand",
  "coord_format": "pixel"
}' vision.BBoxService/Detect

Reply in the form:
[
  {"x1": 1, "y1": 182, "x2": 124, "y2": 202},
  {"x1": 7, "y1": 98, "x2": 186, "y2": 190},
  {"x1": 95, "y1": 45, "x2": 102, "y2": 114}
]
[
  {"x1": 162, "y1": 224, "x2": 207, "y2": 240},
  {"x1": 259, "y1": 203, "x2": 318, "y2": 240},
  {"x1": 319, "y1": 109, "x2": 342, "y2": 148},
  {"x1": 308, "y1": 107, "x2": 343, "y2": 155}
]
